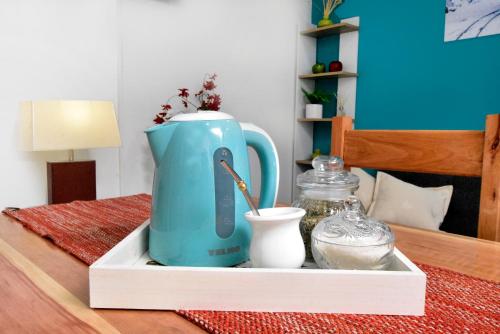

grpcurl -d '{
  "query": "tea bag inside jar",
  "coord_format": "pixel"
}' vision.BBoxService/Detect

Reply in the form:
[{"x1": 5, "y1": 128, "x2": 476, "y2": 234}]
[
  {"x1": 293, "y1": 156, "x2": 362, "y2": 261},
  {"x1": 311, "y1": 196, "x2": 395, "y2": 270}
]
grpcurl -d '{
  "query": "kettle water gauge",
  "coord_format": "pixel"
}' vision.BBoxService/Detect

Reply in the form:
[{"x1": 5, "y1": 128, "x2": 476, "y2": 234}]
[{"x1": 213, "y1": 147, "x2": 235, "y2": 239}]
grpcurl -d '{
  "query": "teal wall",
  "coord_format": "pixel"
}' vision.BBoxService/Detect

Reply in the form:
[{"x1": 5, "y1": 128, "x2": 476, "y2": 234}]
[{"x1": 312, "y1": 0, "x2": 500, "y2": 154}]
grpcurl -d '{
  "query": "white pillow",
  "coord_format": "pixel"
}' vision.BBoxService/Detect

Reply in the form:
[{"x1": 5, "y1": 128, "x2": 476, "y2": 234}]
[
  {"x1": 368, "y1": 172, "x2": 453, "y2": 231},
  {"x1": 351, "y1": 167, "x2": 376, "y2": 211}
]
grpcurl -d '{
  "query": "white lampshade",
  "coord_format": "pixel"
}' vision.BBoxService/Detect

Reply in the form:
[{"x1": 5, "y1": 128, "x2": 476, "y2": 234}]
[{"x1": 20, "y1": 100, "x2": 121, "y2": 151}]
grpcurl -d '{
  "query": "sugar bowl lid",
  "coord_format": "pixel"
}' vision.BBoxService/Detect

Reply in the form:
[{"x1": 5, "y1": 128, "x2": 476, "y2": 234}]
[
  {"x1": 296, "y1": 156, "x2": 359, "y2": 190},
  {"x1": 312, "y1": 196, "x2": 394, "y2": 247}
]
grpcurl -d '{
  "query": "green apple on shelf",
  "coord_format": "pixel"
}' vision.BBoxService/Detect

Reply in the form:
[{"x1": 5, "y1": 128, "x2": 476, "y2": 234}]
[{"x1": 312, "y1": 63, "x2": 326, "y2": 74}]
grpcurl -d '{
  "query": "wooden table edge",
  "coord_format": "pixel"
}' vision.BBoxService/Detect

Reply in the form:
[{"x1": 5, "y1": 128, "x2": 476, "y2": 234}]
[{"x1": 0, "y1": 213, "x2": 206, "y2": 334}]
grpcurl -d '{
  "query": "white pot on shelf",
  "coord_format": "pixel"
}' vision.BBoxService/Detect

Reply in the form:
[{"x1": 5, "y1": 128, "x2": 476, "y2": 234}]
[{"x1": 305, "y1": 104, "x2": 323, "y2": 119}]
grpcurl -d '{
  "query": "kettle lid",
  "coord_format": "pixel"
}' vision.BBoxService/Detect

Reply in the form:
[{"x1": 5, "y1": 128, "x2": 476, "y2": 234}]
[{"x1": 170, "y1": 111, "x2": 234, "y2": 122}]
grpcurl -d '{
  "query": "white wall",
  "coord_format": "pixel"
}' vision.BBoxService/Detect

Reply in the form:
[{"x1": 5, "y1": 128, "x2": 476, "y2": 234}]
[
  {"x1": 118, "y1": 0, "x2": 310, "y2": 203},
  {"x1": 0, "y1": 0, "x2": 120, "y2": 208},
  {"x1": 0, "y1": 0, "x2": 310, "y2": 208}
]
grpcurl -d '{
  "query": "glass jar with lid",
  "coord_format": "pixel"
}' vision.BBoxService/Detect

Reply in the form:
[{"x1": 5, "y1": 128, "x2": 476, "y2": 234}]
[
  {"x1": 311, "y1": 196, "x2": 395, "y2": 270},
  {"x1": 293, "y1": 155, "x2": 362, "y2": 261}
]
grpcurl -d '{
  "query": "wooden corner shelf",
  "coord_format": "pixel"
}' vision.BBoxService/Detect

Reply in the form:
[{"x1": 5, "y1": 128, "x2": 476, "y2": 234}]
[
  {"x1": 301, "y1": 22, "x2": 359, "y2": 38},
  {"x1": 299, "y1": 71, "x2": 357, "y2": 80},
  {"x1": 298, "y1": 117, "x2": 355, "y2": 123},
  {"x1": 297, "y1": 118, "x2": 332, "y2": 122},
  {"x1": 295, "y1": 159, "x2": 313, "y2": 166}
]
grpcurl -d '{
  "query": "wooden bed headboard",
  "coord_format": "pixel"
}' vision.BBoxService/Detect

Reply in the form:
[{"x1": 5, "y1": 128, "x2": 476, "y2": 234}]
[{"x1": 330, "y1": 114, "x2": 500, "y2": 241}]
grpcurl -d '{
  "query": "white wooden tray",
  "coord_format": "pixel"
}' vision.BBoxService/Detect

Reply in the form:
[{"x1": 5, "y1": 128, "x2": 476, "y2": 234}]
[{"x1": 89, "y1": 220, "x2": 426, "y2": 315}]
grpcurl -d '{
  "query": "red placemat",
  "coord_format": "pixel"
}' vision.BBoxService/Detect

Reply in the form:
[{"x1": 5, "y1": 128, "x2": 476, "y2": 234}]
[
  {"x1": 3, "y1": 194, "x2": 151, "y2": 265},
  {"x1": 3, "y1": 196, "x2": 500, "y2": 333}
]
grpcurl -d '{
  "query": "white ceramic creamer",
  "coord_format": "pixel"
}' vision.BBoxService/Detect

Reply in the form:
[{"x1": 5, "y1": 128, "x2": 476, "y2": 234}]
[{"x1": 245, "y1": 207, "x2": 306, "y2": 269}]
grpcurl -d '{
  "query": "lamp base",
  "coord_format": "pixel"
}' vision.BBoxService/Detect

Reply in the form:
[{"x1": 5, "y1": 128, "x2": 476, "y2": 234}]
[{"x1": 47, "y1": 161, "x2": 96, "y2": 204}]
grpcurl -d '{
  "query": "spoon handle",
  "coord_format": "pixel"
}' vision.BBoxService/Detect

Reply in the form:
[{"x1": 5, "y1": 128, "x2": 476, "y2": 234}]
[{"x1": 219, "y1": 160, "x2": 260, "y2": 216}]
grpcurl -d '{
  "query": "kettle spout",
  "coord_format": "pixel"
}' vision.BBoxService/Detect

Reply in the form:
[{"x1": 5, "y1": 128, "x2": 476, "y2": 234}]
[{"x1": 145, "y1": 122, "x2": 179, "y2": 166}]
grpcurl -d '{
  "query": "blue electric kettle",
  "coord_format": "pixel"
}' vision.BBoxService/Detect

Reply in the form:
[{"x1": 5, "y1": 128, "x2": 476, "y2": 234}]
[{"x1": 145, "y1": 111, "x2": 279, "y2": 267}]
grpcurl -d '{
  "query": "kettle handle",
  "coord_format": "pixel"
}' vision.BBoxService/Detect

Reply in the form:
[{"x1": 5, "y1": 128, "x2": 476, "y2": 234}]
[{"x1": 240, "y1": 123, "x2": 279, "y2": 208}]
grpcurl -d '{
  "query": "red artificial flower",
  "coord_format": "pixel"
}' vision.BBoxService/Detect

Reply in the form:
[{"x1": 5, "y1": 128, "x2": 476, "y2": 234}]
[
  {"x1": 205, "y1": 94, "x2": 221, "y2": 111},
  {"x1": 203, "y1": 80, "x2": 216, "y2": 91},
  {"x1": 154, "y1": 114, "x2": 165, "y2": 124},
  {"x1": 178, "y1": 88, "x2": 189, "y2": 98},
  {"x1": 153, "y1": 74, "x2": 222, "y2": 124}
]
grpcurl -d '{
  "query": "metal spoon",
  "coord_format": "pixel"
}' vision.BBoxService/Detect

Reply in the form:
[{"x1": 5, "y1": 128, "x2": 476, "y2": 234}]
[{"x1": 219, "y1": 160, "x2": 260, "y2": 216}]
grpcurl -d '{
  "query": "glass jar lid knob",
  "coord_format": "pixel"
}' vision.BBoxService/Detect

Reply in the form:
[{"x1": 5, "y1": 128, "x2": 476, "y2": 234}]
[
  {"x1": 312, "y1": 155, "x2": 344, "y2": 172},
  {"x1": 345, "y1": 196, "x2": 362, "y2": 211},
  {"x1": 344, "y1": 196, "x2": 365, "y2": 223}
]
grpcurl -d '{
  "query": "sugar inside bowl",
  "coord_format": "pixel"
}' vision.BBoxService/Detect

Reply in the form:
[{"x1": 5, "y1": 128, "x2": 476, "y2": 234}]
[{"x1": 311, "y1": 196, "x2": 394, "y2": 270}]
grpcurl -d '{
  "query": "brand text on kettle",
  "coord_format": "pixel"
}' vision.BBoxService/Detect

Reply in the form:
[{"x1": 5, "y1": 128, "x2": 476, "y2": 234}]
[{"x1": 208, "y1": 246, "x2": 241, "y2": 256}]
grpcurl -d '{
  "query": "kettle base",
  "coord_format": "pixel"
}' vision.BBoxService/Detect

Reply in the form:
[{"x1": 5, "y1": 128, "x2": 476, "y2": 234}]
[{"x1": 148, "y1": 225, "x2": 249, "y2": 268}]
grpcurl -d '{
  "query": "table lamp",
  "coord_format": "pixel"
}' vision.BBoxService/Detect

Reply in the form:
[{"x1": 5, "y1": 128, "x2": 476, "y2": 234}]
[{"x1": 20, "y1": 100, "x2": 121, "y2": 204}]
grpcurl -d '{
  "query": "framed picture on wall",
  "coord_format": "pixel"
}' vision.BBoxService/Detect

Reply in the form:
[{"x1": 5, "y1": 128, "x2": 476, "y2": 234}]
[{"x1": 444, "y1": 0, "x2": 500, "y2": 42}]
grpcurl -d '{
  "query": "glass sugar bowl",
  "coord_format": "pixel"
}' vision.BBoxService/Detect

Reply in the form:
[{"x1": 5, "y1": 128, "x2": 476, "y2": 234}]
[
  {"x1": 311, "y1": 196, "x2": 395, "y2": 270},
  {"x1": 293, "y1": 156, "x2": 362, "y2": 261}
]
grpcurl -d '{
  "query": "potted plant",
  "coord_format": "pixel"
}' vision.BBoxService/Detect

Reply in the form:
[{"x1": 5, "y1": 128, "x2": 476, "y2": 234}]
[
  {"x1": 154, "y1": 73, "x2": 221, "y2": 124},
  {"x1": 302, "y1": 88, "x2": 332, "y2": 119}
]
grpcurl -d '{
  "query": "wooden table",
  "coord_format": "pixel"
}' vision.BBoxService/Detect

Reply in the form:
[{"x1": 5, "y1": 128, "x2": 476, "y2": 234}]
[{"x1": 0, "y1": 214, "x2": 498, "y2": 333}]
